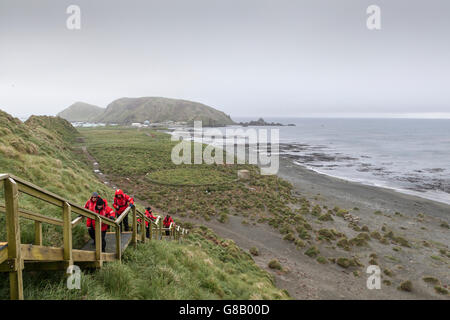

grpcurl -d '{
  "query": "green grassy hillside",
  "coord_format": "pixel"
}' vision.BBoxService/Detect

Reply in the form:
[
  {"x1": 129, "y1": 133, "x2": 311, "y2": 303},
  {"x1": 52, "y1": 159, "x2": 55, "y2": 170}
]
[{"x1": 0, "y1": 111, "x2": 113, "y2": 248}]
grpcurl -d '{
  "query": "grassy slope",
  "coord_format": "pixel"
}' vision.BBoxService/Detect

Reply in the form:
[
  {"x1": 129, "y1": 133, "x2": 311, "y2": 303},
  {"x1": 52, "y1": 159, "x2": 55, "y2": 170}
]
[
  {"x1": 0, "y1": 112, "x2": 113, "y2": 247},
  {"x1": 3, "y1": 227, "x2": 288, "y2": 300},
  {"x1": 0, "y1": 110, "x2": 288, "y2": 300}
]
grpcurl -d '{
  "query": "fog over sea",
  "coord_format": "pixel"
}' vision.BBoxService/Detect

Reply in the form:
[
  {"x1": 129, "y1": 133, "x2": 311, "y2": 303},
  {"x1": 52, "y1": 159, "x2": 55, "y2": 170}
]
[{"x1": 226, "y1": 117, "x2": 450, "y2": 206}]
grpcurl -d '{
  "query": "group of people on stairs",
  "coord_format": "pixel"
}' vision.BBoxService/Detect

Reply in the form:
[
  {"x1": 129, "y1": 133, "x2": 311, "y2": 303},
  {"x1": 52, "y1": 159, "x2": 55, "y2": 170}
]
[{"x1": 84, "y1": 190, "x2": 175, "y2": 252}]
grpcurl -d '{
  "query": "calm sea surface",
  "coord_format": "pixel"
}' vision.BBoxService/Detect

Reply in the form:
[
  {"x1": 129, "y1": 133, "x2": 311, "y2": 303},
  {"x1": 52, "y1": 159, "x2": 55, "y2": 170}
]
[{"x1": 232, "y1": 118, "x2": 450, "y2": 205}]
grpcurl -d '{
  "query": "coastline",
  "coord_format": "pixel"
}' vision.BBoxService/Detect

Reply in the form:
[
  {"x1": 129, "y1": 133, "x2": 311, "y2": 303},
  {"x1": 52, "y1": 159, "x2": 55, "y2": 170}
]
[
  {"x1": 167, "y1": 124, "x2": 450, "y2": 206},
  {"x1": 185, "y1": 156, "x2": 449, "y2": 299},
  {"x1": 277, "y1": 156, "x2": 450, "y2": 221},
  {"x1": 84, "y1": 127, "x2": 449, "y2": 299}
]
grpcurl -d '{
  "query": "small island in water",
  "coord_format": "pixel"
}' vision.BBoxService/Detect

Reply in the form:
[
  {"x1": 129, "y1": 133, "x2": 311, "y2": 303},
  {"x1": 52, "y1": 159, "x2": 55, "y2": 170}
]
[{"x1": 239, "y1": 118, "x2": 296, "y2": 127}]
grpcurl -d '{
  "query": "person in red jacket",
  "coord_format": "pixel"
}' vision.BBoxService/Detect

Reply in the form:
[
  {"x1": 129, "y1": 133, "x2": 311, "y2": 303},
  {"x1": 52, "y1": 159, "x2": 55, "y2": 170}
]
[
  {"x1": 86, "y1": 198, "x2": 115, "y2": 252},
  {"x1": 113, "y1": 189, "x2": 134, "y2": 232},
  {"x1": 84, "y1": 192, "x2": 108, "y2": 224},
  {"x1": 163, "y1": 214, "x2": 174, "y2": 236},
  {"x1": 85, "y1": 192, "x2": 100, "y2": 212},
  {"x1": 138, "y1": 207, "x2": 157, "y2": 238}
]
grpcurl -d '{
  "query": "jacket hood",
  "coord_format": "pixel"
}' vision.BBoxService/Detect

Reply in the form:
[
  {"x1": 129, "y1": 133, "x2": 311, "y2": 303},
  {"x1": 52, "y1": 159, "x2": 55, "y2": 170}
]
[{"x1": 115, "y1": 189, "x2": 125, "y2": 197}]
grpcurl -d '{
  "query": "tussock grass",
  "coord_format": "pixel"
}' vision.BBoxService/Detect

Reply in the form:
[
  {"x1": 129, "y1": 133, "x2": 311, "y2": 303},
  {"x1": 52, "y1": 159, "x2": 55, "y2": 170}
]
[
  {"x1": 316, "y1": 256, "x2": 328, "y2": 264},
  {"x1": 304, "y1": 246, "x2": 320, "y2": 258},
  {"x1": 434, "y1": 286, "x2": 448, "y2": 295},
  {"x1": 398, "y1": 280, "x2": 413, "y2": 292},
  {"x1": 422, "y1": 276, "x2": 439, "y2": 285},
  {"x1": 336, "y1": 257, "x2": 363, "y2": 269},
  {"x1": 268, "y1": 259, "x2": 283, "y2": 271},
  {"x1": 249, "y1": 247, "x2": 259, "y2": 256}
]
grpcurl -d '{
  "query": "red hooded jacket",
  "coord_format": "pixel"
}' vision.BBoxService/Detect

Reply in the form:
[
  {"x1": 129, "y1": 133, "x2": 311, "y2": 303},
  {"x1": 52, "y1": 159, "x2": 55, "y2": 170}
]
[
  {"x1": 86, "y1": 205, "x2": 115, "y2": 232},
  {"x1": 138, "y1": 209, "x2": 157, "y2": 227},
  {"x1": 113, "y1": 189, "x2": 134, "y2": 215},
  {"x1": 163, "y1": 215, "x2": 174, "y2": 228},
  {"x1": 85, "y1": 197, "x2": 108, "y2": 227}
]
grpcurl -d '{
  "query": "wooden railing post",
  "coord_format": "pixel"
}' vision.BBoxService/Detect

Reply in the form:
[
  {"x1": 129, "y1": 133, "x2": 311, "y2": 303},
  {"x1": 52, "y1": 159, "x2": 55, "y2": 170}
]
[
  {"x1": 63, "y1": 202, "x2": 73, "y2": 263},
  {"x1": 132, "y1": 206, "x2": 137, "y2": 248},
  {"x1": 149, "y1": 221, "x2": 153, "y2": 240},
  {"x1": 95, "y1": 215, "x2": 103, "y2": 268},
  {"x1": 34, "y1": 221, "x2": 42, "y2": 245},
  {"x1": 115, "y1": 225, "x2": 121, "y2": 262},
  {"x1": 140, "y1": 215, "x2": 146, "y2": 243},
  {"x1": 4, "y1": 178, "x2": 24, "y2": 300}
]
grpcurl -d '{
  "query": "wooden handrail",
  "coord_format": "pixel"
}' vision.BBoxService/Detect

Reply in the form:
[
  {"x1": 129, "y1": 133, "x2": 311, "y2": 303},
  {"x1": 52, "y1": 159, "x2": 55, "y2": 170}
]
[
  {"x1": 71, "y1": 216, "x2": 83, "y2": 227},
  {"x1": 0, "y1": 205, "x2": 63, "y2": 226},
  {"x1": 114, "y1": 206, "x2": 131, "y2": 225},
  {"x1": 136, "y1": 208, "x2": 160, "y2": 227},
  {"x1": 4, "y1": 174, "x2": 116, "y2": 228}
]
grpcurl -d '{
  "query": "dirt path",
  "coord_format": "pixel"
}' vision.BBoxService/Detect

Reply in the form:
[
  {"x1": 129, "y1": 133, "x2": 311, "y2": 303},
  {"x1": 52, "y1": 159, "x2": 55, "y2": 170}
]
[{"x1": 82, "y1": 146, "x2": 116, "y2": 188}]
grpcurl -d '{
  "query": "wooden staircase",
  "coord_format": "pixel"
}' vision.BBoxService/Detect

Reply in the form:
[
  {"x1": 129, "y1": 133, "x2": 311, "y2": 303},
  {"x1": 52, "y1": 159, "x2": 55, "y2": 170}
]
[{"x1": 0, "y1": 173, "x2": 188, "y2": 300}]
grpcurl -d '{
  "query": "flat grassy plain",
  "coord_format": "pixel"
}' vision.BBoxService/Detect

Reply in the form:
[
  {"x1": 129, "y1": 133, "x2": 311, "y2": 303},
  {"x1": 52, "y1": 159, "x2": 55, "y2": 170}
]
[{"x1": 81, "y1": 127, "x2": 298, "y2": 223}]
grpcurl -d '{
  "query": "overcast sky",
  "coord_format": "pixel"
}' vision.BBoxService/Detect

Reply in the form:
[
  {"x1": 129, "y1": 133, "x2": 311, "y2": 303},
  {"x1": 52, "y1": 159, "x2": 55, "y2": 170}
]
[{"x1": 1, "y1": 0, "x2": 449, "y2": 118}]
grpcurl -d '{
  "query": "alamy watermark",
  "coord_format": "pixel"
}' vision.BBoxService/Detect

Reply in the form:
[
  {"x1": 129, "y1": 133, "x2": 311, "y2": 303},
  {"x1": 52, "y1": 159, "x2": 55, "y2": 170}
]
[
  {"x1": 67, "y1": 265, "x2": 81, "y2": 290},
  {"x1": 367, "y1": 5, "x2": 381, "y2": 30},
  {"x1": 171, "y1": 121, "x2": 279, "y2": 175},
  {"x1": 366, "y1": 265, "x2": 381, "y2": 290},
  {"x1": 66, "y1": 5, "x2": 81, "y2": 30},
  {"x1": 65, "y1": 5, "x2": 380, "y2": 31}
]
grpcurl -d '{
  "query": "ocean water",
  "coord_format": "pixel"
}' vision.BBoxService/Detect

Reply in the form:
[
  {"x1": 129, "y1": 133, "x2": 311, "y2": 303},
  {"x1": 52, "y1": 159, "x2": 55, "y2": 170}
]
[{"x1": 233, "y1": 117, "x2": 450, "y2": 205}]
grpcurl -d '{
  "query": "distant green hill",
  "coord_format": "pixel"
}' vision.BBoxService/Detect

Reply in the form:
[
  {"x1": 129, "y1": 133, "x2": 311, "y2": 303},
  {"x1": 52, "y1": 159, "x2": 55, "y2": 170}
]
[
  {"x1": 95, "y1": 97, "x2": 235, "y2": 126},
  {"x1": 58, "y1": 97, "x2": 235, "y2": 126},
  {"x1": 57, "y1": 102, "x2": 104, "y2": 122}
]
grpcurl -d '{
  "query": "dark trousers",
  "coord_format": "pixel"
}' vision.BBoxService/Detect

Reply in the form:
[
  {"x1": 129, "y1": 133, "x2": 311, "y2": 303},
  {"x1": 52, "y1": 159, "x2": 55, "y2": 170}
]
[
  {"x1": 165, "y1": 230, "x2": 170, "y2": 236},
  {"x1": 146, "y1": 227, "x2": 150, "y2": 238},
  {"x1": 88, "y1": 227, "x2": 107, "y2": 252},
  {"x1": 120, "y1": 214, "x2": 129, "y2": 232}
]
